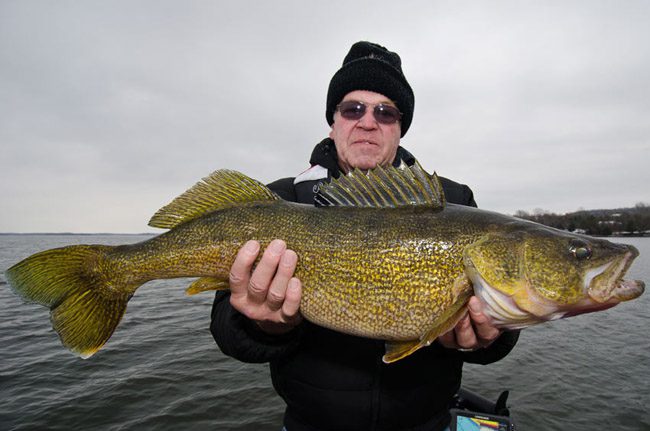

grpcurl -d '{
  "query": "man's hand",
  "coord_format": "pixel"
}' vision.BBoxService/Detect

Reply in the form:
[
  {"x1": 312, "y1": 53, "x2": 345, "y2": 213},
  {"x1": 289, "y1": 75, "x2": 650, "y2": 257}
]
[
  {"x1": 229, "y1": 239, "x2": 303, "y2": 335},
  {"x1": 437, "y1": 296, "x2": 501, "y2": 351}
]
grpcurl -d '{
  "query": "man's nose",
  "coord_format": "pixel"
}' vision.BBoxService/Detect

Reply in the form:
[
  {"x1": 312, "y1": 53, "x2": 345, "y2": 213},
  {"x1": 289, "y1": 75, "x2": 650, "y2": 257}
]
[{"x1": 356, "y1": 109, "x2": 377, "y2": 129}]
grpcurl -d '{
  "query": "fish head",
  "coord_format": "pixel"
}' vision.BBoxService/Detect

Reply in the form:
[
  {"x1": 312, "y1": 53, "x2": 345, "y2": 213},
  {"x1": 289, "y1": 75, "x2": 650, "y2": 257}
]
[{"x1": 463, "y1": 228, "x2": 644, "y2": 329}]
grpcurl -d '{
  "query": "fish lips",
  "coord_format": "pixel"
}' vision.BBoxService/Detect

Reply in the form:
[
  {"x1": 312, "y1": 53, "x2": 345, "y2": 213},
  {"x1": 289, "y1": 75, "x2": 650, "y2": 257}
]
[{"x1": 587, "y1": 246, "x2": 645, "y2": 304}]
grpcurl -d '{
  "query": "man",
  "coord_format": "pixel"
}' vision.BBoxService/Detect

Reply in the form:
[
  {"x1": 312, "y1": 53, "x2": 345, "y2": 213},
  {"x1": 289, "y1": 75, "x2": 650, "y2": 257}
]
[{"x1": 211, "y1": 41, "x2": 519, "y2": 431}]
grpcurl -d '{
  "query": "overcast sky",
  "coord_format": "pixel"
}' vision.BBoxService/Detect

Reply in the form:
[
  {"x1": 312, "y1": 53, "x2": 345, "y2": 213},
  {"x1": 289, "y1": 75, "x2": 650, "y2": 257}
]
[{"x1": 1, "y1": 1, "x2": 648, "y2": 233}]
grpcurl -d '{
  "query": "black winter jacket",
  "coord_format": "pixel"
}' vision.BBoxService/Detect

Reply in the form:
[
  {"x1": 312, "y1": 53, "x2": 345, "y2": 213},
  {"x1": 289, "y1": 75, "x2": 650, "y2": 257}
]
[{"x1": 211, "y1": 139, "x2": 519, "y2": 431}]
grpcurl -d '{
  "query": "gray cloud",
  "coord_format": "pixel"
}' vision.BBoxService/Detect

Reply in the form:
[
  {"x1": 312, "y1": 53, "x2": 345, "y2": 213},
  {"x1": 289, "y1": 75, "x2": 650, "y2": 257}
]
[{"x1": 1, "y1": 0, "x2": 648, "y2": 232}]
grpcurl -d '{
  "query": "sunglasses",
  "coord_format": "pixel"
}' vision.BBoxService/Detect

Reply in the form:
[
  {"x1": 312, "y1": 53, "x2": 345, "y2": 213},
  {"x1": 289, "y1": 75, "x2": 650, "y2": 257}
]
[{"x1": 336, "y1": 100, "x2": 402, "y2": 125}]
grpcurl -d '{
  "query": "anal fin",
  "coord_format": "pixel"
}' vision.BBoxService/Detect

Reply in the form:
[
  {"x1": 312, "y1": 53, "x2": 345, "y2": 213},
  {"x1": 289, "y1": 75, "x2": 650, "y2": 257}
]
[{"x1": 384, "y1": 340, "x2": 423, "y2": 363}]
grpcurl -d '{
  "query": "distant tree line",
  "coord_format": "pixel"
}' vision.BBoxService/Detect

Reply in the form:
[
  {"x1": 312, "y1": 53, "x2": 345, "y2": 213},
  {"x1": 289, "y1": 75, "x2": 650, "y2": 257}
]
[{"x1": 514, "y1": 202, "x2": 650, "y2": 236}]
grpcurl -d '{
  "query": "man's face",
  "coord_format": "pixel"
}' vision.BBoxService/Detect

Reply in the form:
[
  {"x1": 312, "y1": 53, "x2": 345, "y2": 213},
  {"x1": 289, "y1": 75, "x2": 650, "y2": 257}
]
[{"x1": 329, "y1": 90, "x2": 401, "y2": 173}]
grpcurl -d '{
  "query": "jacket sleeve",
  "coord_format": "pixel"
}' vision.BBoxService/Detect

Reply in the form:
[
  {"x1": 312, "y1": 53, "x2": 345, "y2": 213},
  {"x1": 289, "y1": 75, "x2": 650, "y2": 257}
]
[{"x1": 210, "y1": 291, "x2": 303, "y2": 363}]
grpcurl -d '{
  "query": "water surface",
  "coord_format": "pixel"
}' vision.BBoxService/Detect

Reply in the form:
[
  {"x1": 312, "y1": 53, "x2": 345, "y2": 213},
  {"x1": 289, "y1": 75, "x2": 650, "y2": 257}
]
[{"x1": 1, "y1": 235, "x2": 648, "y2": 430}]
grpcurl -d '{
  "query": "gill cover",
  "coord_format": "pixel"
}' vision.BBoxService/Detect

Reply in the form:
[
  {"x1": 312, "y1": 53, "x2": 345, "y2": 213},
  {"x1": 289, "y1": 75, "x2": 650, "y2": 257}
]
[
  {"x1": 522, "y1": 234, "x2": 589, "y2": 305},
  {"x1": 464, "y1": 232, "x2": 526, "y2": 297}
]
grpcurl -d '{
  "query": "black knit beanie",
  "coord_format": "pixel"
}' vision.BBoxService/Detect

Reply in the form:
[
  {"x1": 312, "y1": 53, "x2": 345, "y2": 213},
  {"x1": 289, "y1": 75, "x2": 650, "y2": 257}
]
[{"x1": 326, "y1": 41, "x2": 415, "y2": 137}]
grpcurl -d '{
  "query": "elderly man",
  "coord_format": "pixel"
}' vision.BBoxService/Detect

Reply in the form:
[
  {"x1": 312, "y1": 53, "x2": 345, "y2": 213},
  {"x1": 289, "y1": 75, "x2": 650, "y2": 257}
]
[{"x1": 211, "y1": 41, "x2": 519, "y2": 431}]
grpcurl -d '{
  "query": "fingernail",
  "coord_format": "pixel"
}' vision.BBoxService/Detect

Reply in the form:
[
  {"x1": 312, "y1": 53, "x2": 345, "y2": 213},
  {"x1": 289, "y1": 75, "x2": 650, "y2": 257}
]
[
  {"x1": 282, "y1": 250, "x2": 297, "y2": 266},
  {"x1": 469, "y1": 300, "x2": 481, "y2": 314},
  {"x1": 288, "y1": 278, "x2": 300, "y2": 291},
  {"x1": 244, "y1": 240, "x2": 259, "y2": 253},
  {"x1": 269, "y1": 239, "x2": 286, "y2": 254}
]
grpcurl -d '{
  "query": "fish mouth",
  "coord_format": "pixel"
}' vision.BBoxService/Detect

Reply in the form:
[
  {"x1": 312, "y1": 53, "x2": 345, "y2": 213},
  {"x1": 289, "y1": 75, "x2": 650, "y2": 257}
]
[{"x1": 586, "y1": 247, "x2": 645, "y2": 304}]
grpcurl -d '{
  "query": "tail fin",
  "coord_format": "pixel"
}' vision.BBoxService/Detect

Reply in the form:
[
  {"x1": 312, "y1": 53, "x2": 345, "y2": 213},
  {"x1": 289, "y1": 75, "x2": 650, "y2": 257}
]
[{"x1": 5, "y1": 245, "x2": 134, "y2": 358}]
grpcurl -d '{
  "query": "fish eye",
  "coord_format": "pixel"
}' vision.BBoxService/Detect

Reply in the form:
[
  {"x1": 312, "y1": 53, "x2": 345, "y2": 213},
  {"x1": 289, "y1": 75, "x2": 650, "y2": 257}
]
[
  {"x1": 569, "y1": 240, "x2": 592, "y2": 260},
  {"x1": 574, "y1": 247, "x2": 592, "y2": 260}
]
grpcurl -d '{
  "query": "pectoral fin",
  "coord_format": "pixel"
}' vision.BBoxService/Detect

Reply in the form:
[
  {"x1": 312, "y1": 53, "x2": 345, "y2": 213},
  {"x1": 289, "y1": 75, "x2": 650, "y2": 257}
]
[
  {"x1": 383, "y1": 304, "x2": 469, "y2": 363},
  {"x1": 185, "y1": 277, "x2": 230, "y2": 295},
  {"x1": 384, "y1": 340, "x2": 423, "y2": 363}
]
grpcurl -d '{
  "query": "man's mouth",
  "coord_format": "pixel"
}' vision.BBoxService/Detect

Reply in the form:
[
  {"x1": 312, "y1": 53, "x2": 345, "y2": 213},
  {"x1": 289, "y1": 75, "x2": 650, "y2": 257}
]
[{"x1": 352, "y1": 140, "x2": 378, "y2": 146}]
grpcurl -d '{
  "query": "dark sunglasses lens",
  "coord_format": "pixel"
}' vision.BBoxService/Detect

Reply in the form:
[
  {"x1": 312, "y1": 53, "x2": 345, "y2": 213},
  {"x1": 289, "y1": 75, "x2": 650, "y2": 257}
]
[
  {"x1": 374, "y1": 105, "x2": 401, "y2": 124},
  {"x1": 338, "y1": 101, "x2": 365, "y2": 120},
  {"x1": 337, "y1": 101, "x2": 401, "y2": 124}
]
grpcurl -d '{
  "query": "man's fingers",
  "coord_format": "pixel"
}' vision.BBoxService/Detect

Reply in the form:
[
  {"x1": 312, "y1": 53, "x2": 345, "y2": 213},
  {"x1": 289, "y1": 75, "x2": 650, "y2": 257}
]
[
  {"x1": 246, "y1": 239, "x2": 286, "y2": 303},
  {"x1": 228, "y1": 239, "x2": 304, "y2": 334},
  {"x1": 437, "y1": 299, "x2": 501, "y2": 351},
  {"x1": 454, "y1": 314, "x2": 477, "y2": 349},
  {"x1": 468, "y1": 297, "x2": 500, "y2": 344},
  {"x1": 281, "y1": 277, "x2": 302, "y2": 321},
  {"x1": 266, "y1": 249, "x2": 298, "y2": 311},
  {"x1": 229, "y1": 240, "x2": 260, "y2": 296},
  {"x1": 254, "y1": 278, "x2": 303, "y2": 335},
  {"x1": 437, "y1": 329, "x2": 457, "y2": 349}
]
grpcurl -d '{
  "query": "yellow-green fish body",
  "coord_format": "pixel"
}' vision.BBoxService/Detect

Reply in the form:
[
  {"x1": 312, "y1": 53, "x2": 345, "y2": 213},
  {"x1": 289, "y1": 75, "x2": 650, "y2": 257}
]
[{"x1": 5, "y1": 164, "x2": 645, "y2": 362}]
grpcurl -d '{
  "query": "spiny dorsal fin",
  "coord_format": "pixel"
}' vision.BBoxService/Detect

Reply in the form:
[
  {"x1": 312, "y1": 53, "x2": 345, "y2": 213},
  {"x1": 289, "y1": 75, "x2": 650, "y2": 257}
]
[
  {"x1": 149, "y1": 170, "x2": 280, "y2": 229},
  {"x1": 315, "y1": 161, "x2": 446, "y2": 209}
]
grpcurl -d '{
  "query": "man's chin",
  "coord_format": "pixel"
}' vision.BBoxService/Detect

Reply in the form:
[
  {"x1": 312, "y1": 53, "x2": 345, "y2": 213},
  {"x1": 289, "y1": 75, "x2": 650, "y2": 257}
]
[
  {"x1": 346, "y1": 151, "x2": 384, "y2": 170},
  {"x1": 348, "y1": 160, "x2": 380, "y2": 171}
]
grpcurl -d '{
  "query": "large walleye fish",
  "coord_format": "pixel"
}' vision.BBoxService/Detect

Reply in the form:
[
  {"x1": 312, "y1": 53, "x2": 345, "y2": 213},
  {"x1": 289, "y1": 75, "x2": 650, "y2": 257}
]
[{"x1": 5, "y1": 163, "x2": 645, "y2": 362}]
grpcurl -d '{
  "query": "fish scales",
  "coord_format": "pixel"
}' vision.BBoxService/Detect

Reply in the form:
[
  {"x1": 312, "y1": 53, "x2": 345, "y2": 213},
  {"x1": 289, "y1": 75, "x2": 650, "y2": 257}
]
[
  {"x1": 106, "y1": 201, "x2": 481, "y2": 340},
  {"x1": 291, "y1": 205, "x2": 480, "y2": 339}
]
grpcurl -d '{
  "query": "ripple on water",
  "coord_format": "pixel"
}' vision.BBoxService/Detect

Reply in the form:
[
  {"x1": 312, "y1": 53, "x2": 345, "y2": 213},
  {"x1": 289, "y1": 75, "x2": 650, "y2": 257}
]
[{"x1": 2, "y1": 235, "x2": 649, "y2": 431}]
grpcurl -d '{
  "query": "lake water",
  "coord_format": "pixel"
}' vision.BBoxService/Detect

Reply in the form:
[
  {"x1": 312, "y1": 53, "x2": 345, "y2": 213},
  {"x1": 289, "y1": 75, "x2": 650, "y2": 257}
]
[{"x1": 1, "y1": 235, "x2": 648, "y2": 430}]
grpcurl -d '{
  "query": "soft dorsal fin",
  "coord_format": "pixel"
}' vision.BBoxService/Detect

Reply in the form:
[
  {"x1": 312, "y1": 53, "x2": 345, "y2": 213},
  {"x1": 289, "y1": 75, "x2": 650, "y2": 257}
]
[
  {"x1": 149, "y1": 170, "x2": 280, "y2": 229},
  {"x1": 315, "y1": 161, "x2": 446, "y2": 209}
]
